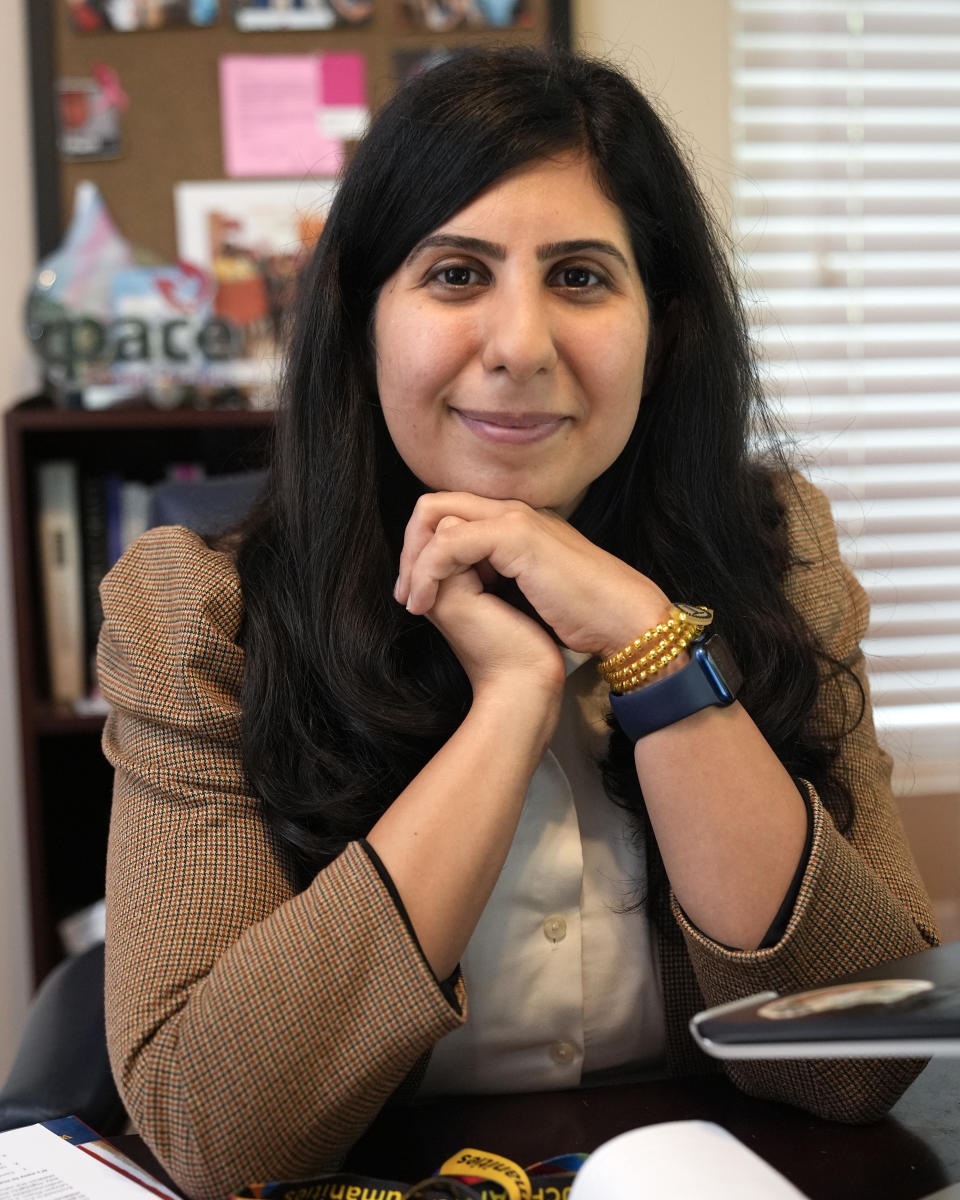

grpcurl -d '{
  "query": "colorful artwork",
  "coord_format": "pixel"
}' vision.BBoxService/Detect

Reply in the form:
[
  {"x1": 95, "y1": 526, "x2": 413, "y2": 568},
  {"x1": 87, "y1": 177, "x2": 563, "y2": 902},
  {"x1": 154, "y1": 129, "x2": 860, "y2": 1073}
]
[
  {"x1": 396, "y1": 0, "x2": 530, "y2": 32},
  {"x1": 232, "y1": 0, "x2": 373, "y2": 31},
  {"x1": 57, "y1": 64, "x2": 128, "y2": 160},
  {"x1": 175, "y1": 178, "x2": 337, "y2": 373},
  {"x1": 24, "y1": 182, "x2": 280, "y2": 406},
  {"x1": 65, "y1": 0, "x2": 220, "y2": 32}
]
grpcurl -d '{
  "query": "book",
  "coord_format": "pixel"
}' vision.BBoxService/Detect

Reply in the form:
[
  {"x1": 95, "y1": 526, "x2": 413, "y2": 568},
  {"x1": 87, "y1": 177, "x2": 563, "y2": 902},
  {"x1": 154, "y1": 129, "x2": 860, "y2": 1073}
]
[
  {"x1": 148, "y1": 468, "x2": 265, "y2": 536},
  {"x1": 80, "y1": 472, "x2": 108, "y2": 695},
  {"x1": 121, "y1": 480, "x2": 152, "y2": 554},
  {"x1": 568, "y1": 1121, "x2": 806, "y2": 1199},
  {"x1": 35, "y1": 462, "x2": 86, "y2": 705},
  {"x1": 690, "y1": 940, "x2": 960, "y2": 1060},
  {"x1": 0, "y1": 1116, "x2": 179, "y2": 1199},
  {"x1": 105, "y1": 472, "x2": 125, "y2": 568}
]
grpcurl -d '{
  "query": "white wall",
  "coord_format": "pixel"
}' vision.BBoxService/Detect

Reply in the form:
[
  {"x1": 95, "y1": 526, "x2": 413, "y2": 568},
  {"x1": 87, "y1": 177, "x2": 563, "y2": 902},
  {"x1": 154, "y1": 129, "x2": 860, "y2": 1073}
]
[
  {"x1": 573, "y1": 0, "x2": 732, "y2": 218},
  {"x1": 0, "y1": 0, "x2": 38, "y2": 1076}
]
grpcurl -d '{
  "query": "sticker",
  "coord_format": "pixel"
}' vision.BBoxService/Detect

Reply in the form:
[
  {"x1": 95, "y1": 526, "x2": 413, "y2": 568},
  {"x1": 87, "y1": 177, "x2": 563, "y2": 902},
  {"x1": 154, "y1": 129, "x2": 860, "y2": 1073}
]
[
  {"x1": 437, "y1": 1151, "x2": 531, "y2": 1200},
  {"x1": 57, "y1": 65, "x2": 128, "y2": 160},
  {"x1": 757, "y1": 977, "x2": 935, "y2": 1020}
]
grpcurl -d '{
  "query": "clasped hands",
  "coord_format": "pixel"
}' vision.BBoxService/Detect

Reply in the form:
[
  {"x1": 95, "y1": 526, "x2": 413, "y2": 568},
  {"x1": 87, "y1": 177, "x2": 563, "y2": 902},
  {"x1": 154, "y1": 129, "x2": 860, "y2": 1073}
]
[{"x1": 393, "y1": 492, "x2": 672, "y2": 700}]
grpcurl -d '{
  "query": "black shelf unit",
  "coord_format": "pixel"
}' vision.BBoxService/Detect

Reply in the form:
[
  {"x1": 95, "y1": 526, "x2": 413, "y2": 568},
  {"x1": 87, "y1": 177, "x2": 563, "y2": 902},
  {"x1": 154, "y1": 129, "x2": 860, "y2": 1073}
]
[{"x1": 5, "y1": 400, "x2": 271, "y2": 981}]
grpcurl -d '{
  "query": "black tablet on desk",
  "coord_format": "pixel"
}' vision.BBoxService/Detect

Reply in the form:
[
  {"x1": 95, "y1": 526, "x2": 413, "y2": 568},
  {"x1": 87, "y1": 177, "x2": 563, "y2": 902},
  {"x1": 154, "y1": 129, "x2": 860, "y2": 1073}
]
[{"x1": 690, "y1": 940, "x2": 960, "y2": 1059}]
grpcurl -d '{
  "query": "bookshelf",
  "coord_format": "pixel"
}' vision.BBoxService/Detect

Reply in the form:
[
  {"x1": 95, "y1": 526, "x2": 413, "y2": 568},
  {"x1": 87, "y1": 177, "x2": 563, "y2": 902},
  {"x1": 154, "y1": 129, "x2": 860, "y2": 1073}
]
[{"x1": 5, "y1": 397, "x2": 272, "y2": 983}]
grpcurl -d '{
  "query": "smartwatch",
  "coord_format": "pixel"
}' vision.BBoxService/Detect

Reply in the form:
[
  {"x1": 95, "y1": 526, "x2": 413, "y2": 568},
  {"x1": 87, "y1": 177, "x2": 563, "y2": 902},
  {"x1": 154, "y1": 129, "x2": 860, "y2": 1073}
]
[{"x1": 609, "y1": 634, "x2": 742, "y2": 741}]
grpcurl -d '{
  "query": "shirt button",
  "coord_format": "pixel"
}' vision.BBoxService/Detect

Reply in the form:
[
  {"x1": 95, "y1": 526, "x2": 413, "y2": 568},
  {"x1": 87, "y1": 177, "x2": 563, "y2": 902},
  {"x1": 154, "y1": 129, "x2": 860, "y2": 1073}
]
[
  {"x1": 542, "y1": 915, "x2": 567, "y2": 943},
  {"x1": 549, "y1": 1041, "x2": 576, "y2": 1066}
]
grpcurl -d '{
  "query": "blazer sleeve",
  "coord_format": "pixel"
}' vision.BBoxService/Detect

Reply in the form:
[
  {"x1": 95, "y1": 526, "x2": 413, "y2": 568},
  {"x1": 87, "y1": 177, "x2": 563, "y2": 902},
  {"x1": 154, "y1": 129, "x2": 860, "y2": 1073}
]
[
  {"x1": 670, "y1": 475, "x2": 940, "y2": 1121},
  {"x1": 98, "y1": 526, "x2": 465, "y2": 1200}
]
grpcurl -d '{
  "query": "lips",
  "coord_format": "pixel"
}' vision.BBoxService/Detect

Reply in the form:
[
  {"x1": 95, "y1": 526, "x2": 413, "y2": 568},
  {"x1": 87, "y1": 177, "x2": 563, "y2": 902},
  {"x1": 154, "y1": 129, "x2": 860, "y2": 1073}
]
[{"x1": 453, "y1": 408, "x2": 568, "y2": 444}]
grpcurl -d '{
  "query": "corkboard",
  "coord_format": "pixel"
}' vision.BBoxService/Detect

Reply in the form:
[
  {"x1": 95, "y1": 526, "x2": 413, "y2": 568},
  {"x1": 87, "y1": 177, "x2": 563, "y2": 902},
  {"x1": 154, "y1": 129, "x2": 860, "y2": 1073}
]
[{"x1": 46, "y1": 1, "x2": 568, "y2": 261}]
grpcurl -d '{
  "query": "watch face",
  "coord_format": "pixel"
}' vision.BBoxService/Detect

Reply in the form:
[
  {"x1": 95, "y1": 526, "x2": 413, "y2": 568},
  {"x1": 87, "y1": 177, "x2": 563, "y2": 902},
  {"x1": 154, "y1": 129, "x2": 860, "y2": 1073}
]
[
  {"x1": 673, "y1": 602, "x2": 714, "y2": 627},
  {"x1": 696, "y1": 635, "x2": 743, "y2": 702}
]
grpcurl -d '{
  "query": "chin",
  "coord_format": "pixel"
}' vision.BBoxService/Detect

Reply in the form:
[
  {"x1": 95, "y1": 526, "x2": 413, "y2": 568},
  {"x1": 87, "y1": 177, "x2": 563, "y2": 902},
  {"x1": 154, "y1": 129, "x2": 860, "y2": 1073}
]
[
  {"x1": 420, "y1": 469, "x2": 585, "y2": 515},
  {"x1": 479, "y1": 486, "x2": 573, "y2": 513}
]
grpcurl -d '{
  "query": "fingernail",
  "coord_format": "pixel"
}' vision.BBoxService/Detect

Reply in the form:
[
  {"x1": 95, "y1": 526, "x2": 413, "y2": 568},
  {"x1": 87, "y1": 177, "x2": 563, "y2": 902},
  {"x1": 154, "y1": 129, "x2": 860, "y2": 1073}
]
[{"x1": 393, "y1": 576, "x2": 402, "y2": 602}]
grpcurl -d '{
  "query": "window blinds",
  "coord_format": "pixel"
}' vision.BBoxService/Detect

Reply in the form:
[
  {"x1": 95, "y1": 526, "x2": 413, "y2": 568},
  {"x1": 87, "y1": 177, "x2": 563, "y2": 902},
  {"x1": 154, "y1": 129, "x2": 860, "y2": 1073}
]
[{"x1": 731, "y1": 0, "x2": 960, "y2": 795}]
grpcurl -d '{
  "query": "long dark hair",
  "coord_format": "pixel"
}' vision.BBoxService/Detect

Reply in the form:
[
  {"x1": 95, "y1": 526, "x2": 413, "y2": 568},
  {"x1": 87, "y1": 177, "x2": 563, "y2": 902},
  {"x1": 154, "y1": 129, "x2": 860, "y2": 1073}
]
[{"x1": 235, "y1": 47, "x2": 856, "y2": 886}]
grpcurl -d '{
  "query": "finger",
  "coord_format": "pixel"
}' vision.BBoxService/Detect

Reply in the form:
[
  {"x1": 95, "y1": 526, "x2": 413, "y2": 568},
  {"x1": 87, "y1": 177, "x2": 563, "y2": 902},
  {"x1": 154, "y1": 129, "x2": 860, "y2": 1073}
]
[
  {"x1": 405, "y1": 518, "x2": 485, "y2": 615},
  {"x1": 422, "y1": 563, "x2": 485, "y2": 630},
  {"x1": 423, "y1": 567, "x2": 532, "y2": 649},
  {"x1": 395, "y1": 492, "x2": 527, "y2": 604},
  {"x1": 421, "y1": 568, "x2": 546, "y2": 680},
  {"x1": 405, "y1": 515, "x2": 532, "y2": 615},
  {"x1": 398, "y1": 493, "x2": 514, "y2": 586}
]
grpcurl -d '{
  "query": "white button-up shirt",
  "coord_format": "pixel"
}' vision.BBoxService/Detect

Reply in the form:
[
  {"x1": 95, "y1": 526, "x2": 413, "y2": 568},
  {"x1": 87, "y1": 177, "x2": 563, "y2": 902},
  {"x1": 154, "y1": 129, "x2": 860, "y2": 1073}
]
[{"x1": 421, "y1": 649, "x2": 666, "y2": 1096}]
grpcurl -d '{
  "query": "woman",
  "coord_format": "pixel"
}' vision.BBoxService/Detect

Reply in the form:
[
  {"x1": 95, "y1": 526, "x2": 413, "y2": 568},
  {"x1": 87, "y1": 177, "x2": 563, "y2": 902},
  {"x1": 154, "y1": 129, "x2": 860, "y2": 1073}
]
[{"x1": 98, "y1": 48, "x2": 938, "y2": 1200}]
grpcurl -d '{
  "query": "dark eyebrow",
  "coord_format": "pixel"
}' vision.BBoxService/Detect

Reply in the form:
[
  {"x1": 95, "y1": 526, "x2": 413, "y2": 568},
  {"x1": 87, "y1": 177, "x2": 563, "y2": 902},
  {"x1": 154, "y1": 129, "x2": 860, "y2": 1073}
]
[
  {"x1": 405, "y1": 234, "x2": 632, "y2": 272},
  {"x1": 537, "y1": 240, "x2": 631, "y2": 271},
  {"x1": 405, "y1": 234, "x2": 506, "y2": 264}
]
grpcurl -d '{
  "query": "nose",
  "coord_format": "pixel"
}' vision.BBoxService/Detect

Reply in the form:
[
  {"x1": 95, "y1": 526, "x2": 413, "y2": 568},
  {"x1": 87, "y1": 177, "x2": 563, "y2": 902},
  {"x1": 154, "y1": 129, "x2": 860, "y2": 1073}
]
[{"x1": 480, "y1": 282, "x2": 559, "y2": 381}]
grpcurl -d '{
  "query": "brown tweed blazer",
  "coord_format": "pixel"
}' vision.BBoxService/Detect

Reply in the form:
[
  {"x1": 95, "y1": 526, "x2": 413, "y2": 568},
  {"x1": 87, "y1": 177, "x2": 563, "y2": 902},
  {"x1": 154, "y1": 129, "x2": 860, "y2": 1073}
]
[{"x1": 99, "y1": 475, "x2": 939, "y2": 1200}]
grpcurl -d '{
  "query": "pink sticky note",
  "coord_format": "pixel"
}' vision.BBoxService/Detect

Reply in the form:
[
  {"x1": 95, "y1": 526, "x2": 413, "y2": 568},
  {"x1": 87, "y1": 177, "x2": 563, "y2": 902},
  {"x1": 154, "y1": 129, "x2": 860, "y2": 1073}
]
[
  {"x1": 317, "y1": 52, "x2": 368, "y2": 140},
  {"x1": 220, "y1": 54, "x2": 344, "y2": 178},
  {"x1": 319, "y1": 52, "x2": 366, "y2": 107}
]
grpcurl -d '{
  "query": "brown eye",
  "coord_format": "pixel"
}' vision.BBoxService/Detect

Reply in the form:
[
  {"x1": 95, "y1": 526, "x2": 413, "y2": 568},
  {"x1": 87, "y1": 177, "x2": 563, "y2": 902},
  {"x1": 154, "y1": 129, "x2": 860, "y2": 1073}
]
[
  {"x1": 561, "y1": 266, "x2": 597, "y2": 288},
  {"x1": 440, "y1": 266, "x2": 476, "y2": 286}
]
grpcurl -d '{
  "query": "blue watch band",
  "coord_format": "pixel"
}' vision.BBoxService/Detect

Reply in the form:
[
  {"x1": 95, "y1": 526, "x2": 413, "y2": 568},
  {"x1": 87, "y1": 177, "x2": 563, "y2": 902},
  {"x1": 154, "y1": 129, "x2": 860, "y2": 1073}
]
[{"x1": 609, "y1": 634, "x2": 742, "y2": 741}]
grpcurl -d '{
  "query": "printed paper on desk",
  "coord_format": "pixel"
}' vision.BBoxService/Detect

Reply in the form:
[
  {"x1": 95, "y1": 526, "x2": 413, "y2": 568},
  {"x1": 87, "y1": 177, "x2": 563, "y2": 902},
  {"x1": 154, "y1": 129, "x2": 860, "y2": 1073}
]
[
  {"x1": 0, "y1": 1121, "x2": 177, "y2": 1198},
  {"x1": 219, "y1": 54, "x2": 367, "y2": 178},
  {"x1": 568, "y1": 1121, "x2": 808, "y2": 1199}
]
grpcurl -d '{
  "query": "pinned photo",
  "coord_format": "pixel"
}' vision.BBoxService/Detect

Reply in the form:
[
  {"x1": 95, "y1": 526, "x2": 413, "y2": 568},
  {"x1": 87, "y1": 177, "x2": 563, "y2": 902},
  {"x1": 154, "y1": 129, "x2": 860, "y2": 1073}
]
[
  {"x1": 175, "y1": 178, "x2": 338, "y2": 379},
  {"x1": 395, "y1": 0, "x2": 530, "y2": 33},
  {"x1": 57, "y1": 65, "x2": 128, "y2": 160},
  {"x1": 233, "y1": 0, "x2": 373, "y2": 31},
  {"x1": 65, "y1": 0, "x2": 220, "y2": 32}
]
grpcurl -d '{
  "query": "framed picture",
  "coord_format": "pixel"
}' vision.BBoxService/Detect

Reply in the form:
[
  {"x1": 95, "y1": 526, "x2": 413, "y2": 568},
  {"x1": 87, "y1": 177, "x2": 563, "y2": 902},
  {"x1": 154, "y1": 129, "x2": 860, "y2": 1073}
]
[{"x1": 174, "y1": 179, "x2": 337, "y2": 382}]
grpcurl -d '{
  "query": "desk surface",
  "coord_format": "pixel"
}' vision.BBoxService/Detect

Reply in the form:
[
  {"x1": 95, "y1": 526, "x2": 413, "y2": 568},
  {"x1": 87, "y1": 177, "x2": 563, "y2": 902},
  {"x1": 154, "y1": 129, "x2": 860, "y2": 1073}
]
[{"x1": 120, "y1": 1058, "x2": 960, "y2": 1199}]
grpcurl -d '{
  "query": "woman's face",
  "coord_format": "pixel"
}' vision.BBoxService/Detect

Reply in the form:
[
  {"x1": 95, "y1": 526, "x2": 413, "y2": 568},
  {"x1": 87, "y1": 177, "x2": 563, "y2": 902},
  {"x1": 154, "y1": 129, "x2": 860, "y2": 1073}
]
[{"x1": 373, "y1": 153, "x2": 651, "y2": 517}]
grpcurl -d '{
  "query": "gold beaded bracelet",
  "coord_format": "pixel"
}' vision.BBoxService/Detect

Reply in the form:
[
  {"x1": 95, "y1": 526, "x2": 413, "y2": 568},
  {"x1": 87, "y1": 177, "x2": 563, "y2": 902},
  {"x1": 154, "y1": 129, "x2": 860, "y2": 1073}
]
[
  {"x1": 606, "y1": 630, "x2": 696, "y2": 692},
  {"x1": 597, "y1": 616, "x2": 688, "y2": 676},
  {"x1": 598, "y1": 604, "x2": 714, "y2": 694},
  {"x1": 604, "y1": 630, "x2": 689, "y2": 682},
  {"x1": 597, "y1": 604, "x2": 713, "y2": 675}
]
